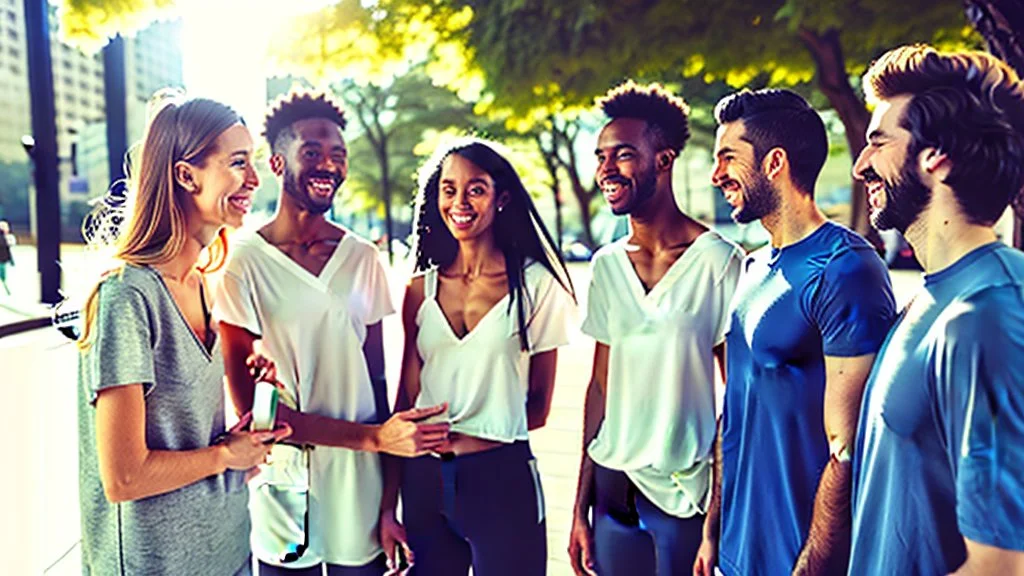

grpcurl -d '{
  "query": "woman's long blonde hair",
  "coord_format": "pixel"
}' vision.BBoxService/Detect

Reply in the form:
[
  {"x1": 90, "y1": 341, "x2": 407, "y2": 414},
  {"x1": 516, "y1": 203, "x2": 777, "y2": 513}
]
[{"x1": 78, "y1": 94, "x2": 243, "y2": 350}]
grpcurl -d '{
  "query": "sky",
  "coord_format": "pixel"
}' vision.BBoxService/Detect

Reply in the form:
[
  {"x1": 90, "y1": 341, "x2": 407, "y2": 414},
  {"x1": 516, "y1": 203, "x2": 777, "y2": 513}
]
[{"x1": 178, "y1": 0, "x2": 338, "y2": 125}]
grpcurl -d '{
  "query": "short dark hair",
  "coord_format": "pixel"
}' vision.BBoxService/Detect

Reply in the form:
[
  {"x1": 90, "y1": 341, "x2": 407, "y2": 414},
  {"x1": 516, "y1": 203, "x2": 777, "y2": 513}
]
[
  {"x1": 714, "y1": 88, "x2": 828, "y2": 196},
  {"x1": 264, "y1": 90, "x2": 347, "y2": 155},
  {"x1": 596, "y1": 80, "x2": 691, "y2": 154},
  {"x1": 864, "y1": 44, "x2": 1024, "y2": 225}
]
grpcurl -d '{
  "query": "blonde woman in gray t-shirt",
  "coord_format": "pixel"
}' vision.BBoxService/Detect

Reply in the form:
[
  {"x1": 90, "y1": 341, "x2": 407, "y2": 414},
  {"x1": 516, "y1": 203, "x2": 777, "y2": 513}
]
[{"x1": 77, "y1": 94, "x2": 291, "y2": 576}]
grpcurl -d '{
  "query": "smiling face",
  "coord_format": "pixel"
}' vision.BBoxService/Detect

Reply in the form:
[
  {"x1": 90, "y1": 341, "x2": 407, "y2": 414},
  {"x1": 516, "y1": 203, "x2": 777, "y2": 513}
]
[
  {"x1": 711, "y1": 120, "x2": 779, "y2": 224},
  {"x1": 853, "y1": 95, "x2": 932, "y2": 234},
  {"x1": 594, "y1": 118, "x2": 659, "y2": 216},
  {"x1": 437, "y1": 153, "x2": 505, "y2": 243},
  {"x1": 185, "y1": 122, "x2": 259, "y2": 232},
  {"x1": 277, "y1": 117, "x2": 347, "y2": 215}
]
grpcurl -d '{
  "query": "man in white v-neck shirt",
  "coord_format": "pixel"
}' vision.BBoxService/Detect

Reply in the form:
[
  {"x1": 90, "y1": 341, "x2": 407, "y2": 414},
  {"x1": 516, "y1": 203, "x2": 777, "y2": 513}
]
[
  {"x1": 214, "y1": 91, "x2": 450, "y2": 576},
  {"x1": 567, "y1": 81, "x2": 743, "y2": 576}
]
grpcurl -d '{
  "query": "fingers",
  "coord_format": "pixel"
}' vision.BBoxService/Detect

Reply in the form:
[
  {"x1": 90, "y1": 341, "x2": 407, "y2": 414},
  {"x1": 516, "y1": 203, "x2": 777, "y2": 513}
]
[
  {"x1": 243, "y1": 466, "x2": 262, "y2": 484},
  {"x1": 229, "y1": 412, "x2": 253, "y2": 434},
  {"x1": 401, "y1": 539, "x2": 415, "y2": 567},
  {"x1": 580, "y1": 537, "x2": 597, "y2": 576},
  {"x1": 399, "y1": 403, "x2": 448, "y2": 421},
  {"x1": 271, "y1": 422, "x2": 293, "y2": 442}
]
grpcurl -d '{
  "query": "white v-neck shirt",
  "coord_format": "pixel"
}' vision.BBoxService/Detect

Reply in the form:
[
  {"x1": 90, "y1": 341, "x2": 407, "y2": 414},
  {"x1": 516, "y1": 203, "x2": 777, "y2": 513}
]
[
  {"x1": 583, "y1": 230, "x2": 743, "y2": 518},
  {"x1": 213, "y1": 230, "x2": 395, "y2": 567},
  {"x1": 414, "y1": 260, "x2": 576, "y2": 442}
]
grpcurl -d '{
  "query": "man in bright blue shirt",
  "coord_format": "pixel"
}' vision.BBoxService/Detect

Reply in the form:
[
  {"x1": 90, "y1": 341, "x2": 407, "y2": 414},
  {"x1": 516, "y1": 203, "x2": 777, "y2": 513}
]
[
  {"x1": 849, "y1": 44, "x2": 1024, "y2": 575},
  {"x1": 697, "y1": 89, "x2": 896, "y2": 576}
]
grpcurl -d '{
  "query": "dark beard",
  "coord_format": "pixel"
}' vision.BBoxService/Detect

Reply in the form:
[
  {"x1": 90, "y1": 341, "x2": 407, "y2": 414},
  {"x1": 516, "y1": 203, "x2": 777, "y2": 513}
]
[
  {"x1": 282, "y1": 165, "x2": 336, "y2": 215},
  {"x1": 868, "y1": 161, "x2": 931, "y2": 234},
  {"x1": 615, "y1": 164, "x2": 658, "y2": 215},
  {"x1": 733, "y1": 171, "x2": 779, "y2": 224}
]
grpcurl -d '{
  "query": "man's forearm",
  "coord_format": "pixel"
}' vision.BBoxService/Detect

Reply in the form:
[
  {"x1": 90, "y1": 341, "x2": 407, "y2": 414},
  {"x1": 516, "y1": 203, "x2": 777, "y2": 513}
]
[
  {"x1": 703, "y1": 418, "x2": 724, "y2": 542},
  {"x1": 792, "y1": 458, "x2": 852, "y2": 575},
  {"x1": 279, "y1": 405, "x2": 380, "y2": 451},
  {"x1": 380, "y1": 454, "x2": 401, "y2": 517}
]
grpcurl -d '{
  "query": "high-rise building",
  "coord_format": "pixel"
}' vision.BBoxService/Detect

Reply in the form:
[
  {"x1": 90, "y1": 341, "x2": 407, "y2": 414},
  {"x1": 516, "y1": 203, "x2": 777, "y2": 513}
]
[{"x1": 0, "y1": 2, "x2": 183, "y2": 234}]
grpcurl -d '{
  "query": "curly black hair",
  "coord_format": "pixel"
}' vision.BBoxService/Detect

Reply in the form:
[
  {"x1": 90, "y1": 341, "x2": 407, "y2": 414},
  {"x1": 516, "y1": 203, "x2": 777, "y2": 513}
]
[
  {"x1": 263, "y1": 90, "x2": 347, "y2": 154},
  {"x1": 596, "y1": 80, "x2": 691, "y2": 154},
  {"x1": 412, "y1": 137, "x2": 575, "y2": 351}
]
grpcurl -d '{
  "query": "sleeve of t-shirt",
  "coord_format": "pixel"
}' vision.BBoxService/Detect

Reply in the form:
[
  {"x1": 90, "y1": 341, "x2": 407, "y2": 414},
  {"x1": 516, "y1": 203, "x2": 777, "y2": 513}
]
[
  {"x1": 714, "y1": 246, "x2": 744, "y2": 346},
  {"x1": 213, "y1": 268, "x2": 262, "y2": 337},
  {"x1": 580, "y1": 257, "x2": 611, "y2": 344},
  {"x1": 808, "y1": 246, "x2": 896, "y2": 357},
  {"x1": 527, "y1": 268, "x2": 576, "y2": 355},
  {"x1": 935, "y1": 286, "x2": 1024, "y2": 551},
  {"x1": 86, "y1": 276, "x2": 156, "y2": 403},
  {"x1": 359, "y1": 246, "x2": 396, "y2": 326}
]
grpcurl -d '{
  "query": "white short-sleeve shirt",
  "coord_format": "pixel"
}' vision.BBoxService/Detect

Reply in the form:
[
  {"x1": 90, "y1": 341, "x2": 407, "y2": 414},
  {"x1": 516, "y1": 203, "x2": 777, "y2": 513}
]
[
  {"x1": 213, "y1": 230, "x2": 395, "y2": 568},
  {"x1": 415, "y1": 260, "x2": 576, "y2": 442},
  {"x1": 583, "y1": 230, "x2": 742, "y2": 518}
]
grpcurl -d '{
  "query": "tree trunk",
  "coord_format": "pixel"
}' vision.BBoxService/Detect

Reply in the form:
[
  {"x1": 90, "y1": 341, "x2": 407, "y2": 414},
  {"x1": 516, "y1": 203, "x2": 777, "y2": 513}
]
[
  {"x1": 964, "y1": 0, "x2": 1024, "y2": 249},
  {"x1": 535, "y1": 133, "x2": 564, "y2": 252},
  {"x1": 798, "y1": 28, "x2": 880, "y2": 248}
]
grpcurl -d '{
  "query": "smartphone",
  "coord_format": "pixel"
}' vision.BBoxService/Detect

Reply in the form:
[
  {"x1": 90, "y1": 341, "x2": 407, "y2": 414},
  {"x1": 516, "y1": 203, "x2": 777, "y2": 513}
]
[{"x1": 251, "y1": 380, "x2": 279, "y2": 432}]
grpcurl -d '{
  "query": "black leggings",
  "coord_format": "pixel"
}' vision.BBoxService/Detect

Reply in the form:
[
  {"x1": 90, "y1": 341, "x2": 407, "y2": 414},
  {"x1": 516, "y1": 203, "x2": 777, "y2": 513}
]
[{"x1": 401, "y1": 441, "x2": 547, "y2": 576}]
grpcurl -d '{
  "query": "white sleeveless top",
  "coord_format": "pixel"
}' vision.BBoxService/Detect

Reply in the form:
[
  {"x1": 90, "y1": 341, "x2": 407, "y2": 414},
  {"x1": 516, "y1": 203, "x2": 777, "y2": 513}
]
[
  {"x1": 415, "y1": 261, "x2": 575, "y2": 442},
  {"x1": 583, "y1": 231, "x2": 743, "y2": 517}
]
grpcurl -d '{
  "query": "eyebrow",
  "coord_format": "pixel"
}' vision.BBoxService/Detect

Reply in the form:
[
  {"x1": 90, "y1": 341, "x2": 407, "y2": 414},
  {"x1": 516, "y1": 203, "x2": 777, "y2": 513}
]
[
  {"x1": 715, "y1": 146, "x2": 738, "y2": 158},
  {"x1": 867, "y1": 129, "x2": 890, "y2": 141},
  {"x1": 594, "y1": 143, "x2": 638, "y2": 156},
  {"x1": 440, "y1": 177, "x2": 490, "y2": 186},
  {"x1": 228, "y1": 149, "x2": 250, "y2": 158}
]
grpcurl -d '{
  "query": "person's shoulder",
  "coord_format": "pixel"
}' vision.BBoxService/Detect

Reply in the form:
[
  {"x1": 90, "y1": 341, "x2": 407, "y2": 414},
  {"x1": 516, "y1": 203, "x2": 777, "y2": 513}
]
[
  {"x1": 98, "y1": 264, "x2": 158, "y2": 305},
  {"x1": 222, "y1": 229, "x2": 265, "y2": 269},
  {"x1": 818, "y1": 223, "x2": 885, "y2": 275},
  {"x1": 342, "y1": 229, "x2": 383, "y2": 259},
  {"x1": 698, "y1": 228, "x2": 745, "y2": 260}
]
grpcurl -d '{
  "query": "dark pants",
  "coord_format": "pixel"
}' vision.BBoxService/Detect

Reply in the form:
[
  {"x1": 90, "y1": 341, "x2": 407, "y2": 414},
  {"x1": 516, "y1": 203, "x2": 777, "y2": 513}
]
[
  {"x1": 593, "y1": 464, "x2": 705, "y2": 576},
  {"x1": 401, "y1": 441, "x2": 547, "y2": 576},
  {"x1": 257, "y1": 555, "x2": 387, "y2": 576}
]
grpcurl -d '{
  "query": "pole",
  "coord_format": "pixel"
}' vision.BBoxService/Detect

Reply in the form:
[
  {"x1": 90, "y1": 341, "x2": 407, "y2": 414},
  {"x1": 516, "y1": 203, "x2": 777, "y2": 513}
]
[{"x1": 23, "y1": 0, "x2": 61, "y2": 304}]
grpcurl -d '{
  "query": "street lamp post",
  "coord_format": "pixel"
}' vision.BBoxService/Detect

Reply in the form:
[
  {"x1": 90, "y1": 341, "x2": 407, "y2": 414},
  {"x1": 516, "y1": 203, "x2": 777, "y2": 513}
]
[{"x1": 23, "y1": 0, "x2": 61, "y2": 305}]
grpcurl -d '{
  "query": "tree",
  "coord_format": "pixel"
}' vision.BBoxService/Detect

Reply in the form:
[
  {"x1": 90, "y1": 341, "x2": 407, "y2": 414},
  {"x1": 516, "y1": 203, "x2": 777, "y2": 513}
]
[
  {"x1": 269, "y1": 2, "x2": 478, "y2": 261},
  {"x1": 404, "y1": 0, "x2": 976, "y2": 238},
  {"x1": 336, "y1": 71, "x2": 476, "y2": 260},
  {"x1": 964, "y1": 0, "x2": 1024, "y2": 249}
]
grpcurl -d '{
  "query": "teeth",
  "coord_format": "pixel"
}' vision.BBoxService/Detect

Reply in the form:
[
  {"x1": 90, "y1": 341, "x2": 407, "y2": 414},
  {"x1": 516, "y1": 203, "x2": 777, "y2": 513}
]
[
  {"x1": 228, "y1": 196, "x2": 251, "y2": 211},
  {"x1": 451, "y1": 213, "x2": 475, "y2": 224}
]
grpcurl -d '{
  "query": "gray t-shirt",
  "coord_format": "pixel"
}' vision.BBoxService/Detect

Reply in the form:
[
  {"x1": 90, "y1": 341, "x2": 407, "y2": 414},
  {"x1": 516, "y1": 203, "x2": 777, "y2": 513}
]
[{"x1": 78, "y1": 264, "x2": 250, "y2": 575}]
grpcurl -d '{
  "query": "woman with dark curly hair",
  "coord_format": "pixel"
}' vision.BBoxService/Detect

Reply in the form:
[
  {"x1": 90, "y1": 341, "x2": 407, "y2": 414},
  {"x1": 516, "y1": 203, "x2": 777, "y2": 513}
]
[{"x1": 389, "y1": 138, "x2": 576, "y2": 575}]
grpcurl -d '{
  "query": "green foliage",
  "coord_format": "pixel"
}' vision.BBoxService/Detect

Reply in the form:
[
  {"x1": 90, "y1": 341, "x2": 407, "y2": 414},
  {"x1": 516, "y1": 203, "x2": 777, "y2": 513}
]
[
  {"x1": 58, "y1": 0, "x2": 178, "y2": 52},
  {"x1": 415, "y1": 0, "x2": 975, "y2": 117}
]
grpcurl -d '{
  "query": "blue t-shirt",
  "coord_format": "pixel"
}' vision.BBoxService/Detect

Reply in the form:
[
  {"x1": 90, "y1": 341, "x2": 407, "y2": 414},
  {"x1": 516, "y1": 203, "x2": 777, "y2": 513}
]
[
  {"x1": 719, "y1": 222, "x2": 895, "y2": 576},
  {"x1": 850, "y1": 242, "x2": 1024, "y2": 575}
]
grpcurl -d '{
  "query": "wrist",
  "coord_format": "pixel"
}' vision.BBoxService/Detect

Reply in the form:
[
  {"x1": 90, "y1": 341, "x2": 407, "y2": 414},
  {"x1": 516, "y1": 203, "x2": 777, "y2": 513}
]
[
  {"x1": 368, "y1": 424, "x2": 383, "y2": 453},
  {"x1": 213, "y1": 444, "x2": 230, "y2": 474}
]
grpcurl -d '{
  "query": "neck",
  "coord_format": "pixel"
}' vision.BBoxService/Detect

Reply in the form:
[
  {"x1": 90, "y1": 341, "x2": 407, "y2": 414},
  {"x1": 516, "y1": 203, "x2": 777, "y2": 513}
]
[
  {"x1": 154, "y1": 233, "x2": 205, "y2": 282},
  {"x1": 452, "y1": 232, "x2": 504, "y2": 277},
  {"x1": 761, "y1": 186, "x2": 826, "y2": 248},
  {"x1": 269, "y1": 190, "x2": 329, "y2": 243},
  {"x1": 903, "y1": 206, "x2": 997, "y2": 274},
  {"x1": 628, "y1": 182, "x2": 700, "y2": 251}
]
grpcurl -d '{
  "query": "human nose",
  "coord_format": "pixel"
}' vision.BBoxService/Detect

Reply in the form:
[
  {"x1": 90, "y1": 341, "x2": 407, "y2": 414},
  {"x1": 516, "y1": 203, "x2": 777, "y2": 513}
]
[{"x1": 852, "y1": 146, "x2": 873, "y2": 181}]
